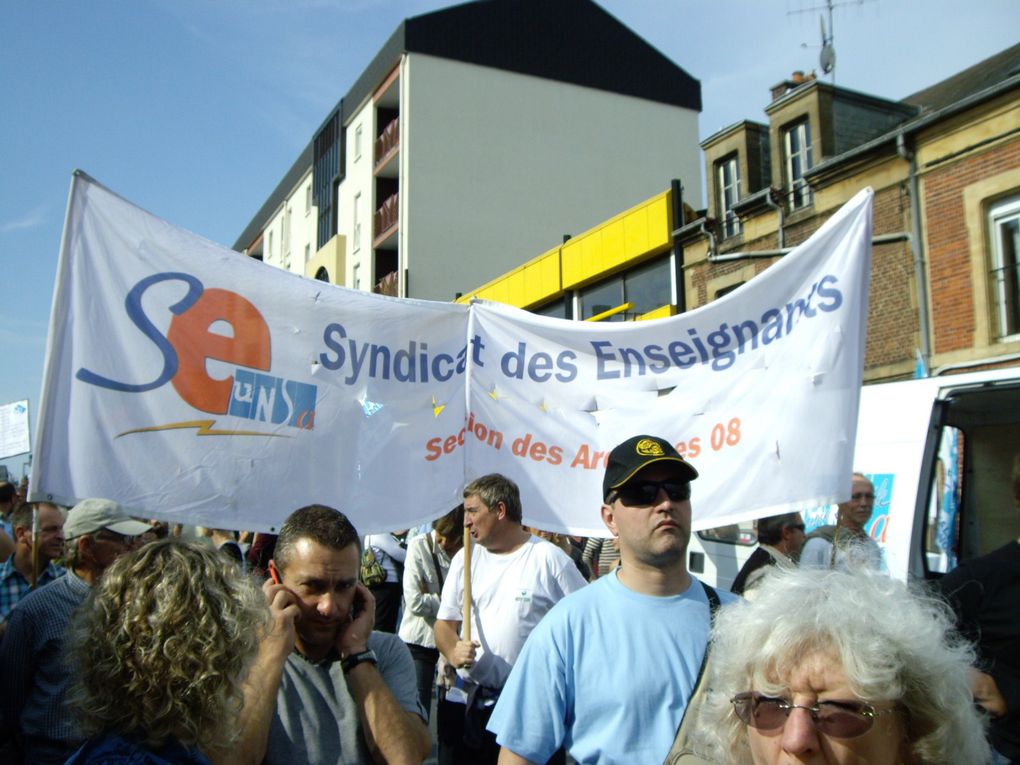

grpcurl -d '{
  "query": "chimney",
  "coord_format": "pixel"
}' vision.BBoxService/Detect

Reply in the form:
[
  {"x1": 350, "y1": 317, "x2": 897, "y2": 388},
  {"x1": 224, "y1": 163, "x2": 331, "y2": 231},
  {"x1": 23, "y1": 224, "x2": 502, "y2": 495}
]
[{"x1": 770, "y1": 71, "x2": 815, "y2": 101}]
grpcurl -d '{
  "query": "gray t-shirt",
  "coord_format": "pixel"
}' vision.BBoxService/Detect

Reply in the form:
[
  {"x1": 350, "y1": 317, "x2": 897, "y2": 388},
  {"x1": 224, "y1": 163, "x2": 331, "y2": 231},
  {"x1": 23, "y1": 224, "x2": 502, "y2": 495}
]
[{"x1": 265, "y1": 631, "x2": 424, "y2": 765}]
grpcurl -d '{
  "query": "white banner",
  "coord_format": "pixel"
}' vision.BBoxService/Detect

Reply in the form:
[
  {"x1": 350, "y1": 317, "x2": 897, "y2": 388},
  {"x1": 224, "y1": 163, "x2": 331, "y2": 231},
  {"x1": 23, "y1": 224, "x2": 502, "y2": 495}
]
[
  {"x1": 465, "y1": 187, "x2": 872, "y2": 534},
  {"x1": 32, "y1": 173, "x2": 872, "y2": 535},
  {"x1": 0, "y1": 399, "x2": 31, "y2": 460}
]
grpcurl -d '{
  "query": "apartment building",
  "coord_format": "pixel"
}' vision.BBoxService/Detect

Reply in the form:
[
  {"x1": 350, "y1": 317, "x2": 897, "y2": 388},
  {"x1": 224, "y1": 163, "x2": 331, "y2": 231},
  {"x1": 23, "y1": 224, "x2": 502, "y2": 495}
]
[
  {"x1": 462, "y1": 43, "x2": 1020, "y2": 383},
  {"x1": 234, "y1": 0, "x2": 703, "y2": 301}
]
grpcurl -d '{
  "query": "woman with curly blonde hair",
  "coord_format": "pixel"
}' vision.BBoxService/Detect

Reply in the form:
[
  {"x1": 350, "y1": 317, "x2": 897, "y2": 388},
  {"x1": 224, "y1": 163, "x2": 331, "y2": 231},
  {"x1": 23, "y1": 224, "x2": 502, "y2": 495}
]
[
  {"x1": 65, "y1": 539, "x2": 268, "y2": 764},
  {"x1": 693, "y1": 566, "x2": 990, "y2": 765}
]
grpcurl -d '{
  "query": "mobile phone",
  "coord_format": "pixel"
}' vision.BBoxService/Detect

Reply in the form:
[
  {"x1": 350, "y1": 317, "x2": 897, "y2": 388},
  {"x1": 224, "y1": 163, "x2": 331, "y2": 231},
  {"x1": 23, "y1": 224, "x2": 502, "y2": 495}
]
[
  {"x1": 351, "y1": 586, "x2": 367, "y2": 619},
  {"x1": 269, "y1": 561, "x2": 281, "y2": 584}
]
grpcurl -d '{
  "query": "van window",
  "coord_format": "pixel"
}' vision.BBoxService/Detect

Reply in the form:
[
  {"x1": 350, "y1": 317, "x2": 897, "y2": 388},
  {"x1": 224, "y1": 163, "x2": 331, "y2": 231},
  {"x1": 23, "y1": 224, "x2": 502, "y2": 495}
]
[
  {"x1": 924, "y1": 425, "x2": 964, "y2": 574},
  {"x1": 698, "y1": 521, "x2": 757, "y2": 546},
  {"x1": 923, "y1": 383, "x2": 1020, "y2": 577}
]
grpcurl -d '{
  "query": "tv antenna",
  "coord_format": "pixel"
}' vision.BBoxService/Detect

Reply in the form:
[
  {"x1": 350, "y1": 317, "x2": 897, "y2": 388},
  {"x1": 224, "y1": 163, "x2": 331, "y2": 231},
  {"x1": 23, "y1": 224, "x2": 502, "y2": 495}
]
[{"x1": 792, "y1": 0, "x2": 871, "y2": 85}]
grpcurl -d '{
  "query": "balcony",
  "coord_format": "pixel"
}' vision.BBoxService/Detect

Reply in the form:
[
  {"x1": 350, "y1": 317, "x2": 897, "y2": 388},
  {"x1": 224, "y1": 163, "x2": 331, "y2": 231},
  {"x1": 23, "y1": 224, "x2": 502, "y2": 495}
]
[
  {"x1": 374, "y1": 118, "x2": 399, "y2": 178},
  {"x1": 374, "y1": 270, "x2": 398, "y2": 296},
  {"x1": 373, "y1": 192, "x2": 399, "y2": 250}
]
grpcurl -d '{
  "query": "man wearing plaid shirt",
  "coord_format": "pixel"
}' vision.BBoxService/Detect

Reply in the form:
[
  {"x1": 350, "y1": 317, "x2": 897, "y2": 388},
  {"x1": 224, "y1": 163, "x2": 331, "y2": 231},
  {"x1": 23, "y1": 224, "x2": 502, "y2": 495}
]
[
  {"x1": 0, "y1": 498, "x2": 149, "y2": 764},
  {"x1": 0, "y1": 503, "x2": 66, "y2": 631}
]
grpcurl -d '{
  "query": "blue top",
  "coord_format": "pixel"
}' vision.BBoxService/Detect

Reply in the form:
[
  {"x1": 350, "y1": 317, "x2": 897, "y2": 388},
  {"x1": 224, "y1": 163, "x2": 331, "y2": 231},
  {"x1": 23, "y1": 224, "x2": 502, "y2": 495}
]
[
  {"x1": 66, "y1": 733, "x2": 212, "y2": 764},
  {"x1": 487, "y1": 570, "x2": 736, "y2": 764}
]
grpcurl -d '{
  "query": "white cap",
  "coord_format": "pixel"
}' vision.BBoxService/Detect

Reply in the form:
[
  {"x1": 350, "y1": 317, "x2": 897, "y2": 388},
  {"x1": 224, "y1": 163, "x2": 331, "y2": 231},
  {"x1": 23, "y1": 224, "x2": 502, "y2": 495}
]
[{"x1": 65, "y1": 498, "x2": 151, "y2": 539}]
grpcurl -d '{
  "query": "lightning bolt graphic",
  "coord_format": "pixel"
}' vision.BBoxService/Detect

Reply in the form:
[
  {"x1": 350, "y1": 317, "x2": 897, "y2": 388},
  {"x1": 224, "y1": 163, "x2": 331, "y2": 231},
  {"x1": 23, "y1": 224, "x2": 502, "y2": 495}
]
[{"x1": 115, "y1": 419, "x2": 288, "y2": 439}]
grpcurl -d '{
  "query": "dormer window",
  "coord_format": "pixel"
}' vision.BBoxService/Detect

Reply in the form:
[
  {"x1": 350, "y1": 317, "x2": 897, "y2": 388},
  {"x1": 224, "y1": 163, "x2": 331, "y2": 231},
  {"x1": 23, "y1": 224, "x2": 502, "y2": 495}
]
[
  {"x1": 716, "y1": 154, "x2": 741, "y2": 238},
  {"x1": 784, "y1": 119, "x2": 813, "y2": 209}
]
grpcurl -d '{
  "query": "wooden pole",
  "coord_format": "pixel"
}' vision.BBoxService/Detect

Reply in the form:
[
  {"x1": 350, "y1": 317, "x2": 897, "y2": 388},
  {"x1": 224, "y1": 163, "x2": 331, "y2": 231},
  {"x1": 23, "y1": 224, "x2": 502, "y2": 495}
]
[{"x1": 461, "y1": 524, "x2": 472, "y2": 642}]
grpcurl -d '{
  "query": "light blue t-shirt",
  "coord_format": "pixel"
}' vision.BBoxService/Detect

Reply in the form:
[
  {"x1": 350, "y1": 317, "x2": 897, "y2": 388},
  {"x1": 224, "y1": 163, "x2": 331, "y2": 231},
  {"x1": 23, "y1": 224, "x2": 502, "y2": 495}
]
[{"x1": 487, "y1": 570, "x2": 735, "y2": 765}]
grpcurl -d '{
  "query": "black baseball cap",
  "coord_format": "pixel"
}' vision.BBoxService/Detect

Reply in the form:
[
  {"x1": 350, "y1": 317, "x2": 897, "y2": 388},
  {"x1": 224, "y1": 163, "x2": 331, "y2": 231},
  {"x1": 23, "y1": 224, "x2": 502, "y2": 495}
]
[{"x1": 603, "y1": 435, "x2": 699, "y2": 499}]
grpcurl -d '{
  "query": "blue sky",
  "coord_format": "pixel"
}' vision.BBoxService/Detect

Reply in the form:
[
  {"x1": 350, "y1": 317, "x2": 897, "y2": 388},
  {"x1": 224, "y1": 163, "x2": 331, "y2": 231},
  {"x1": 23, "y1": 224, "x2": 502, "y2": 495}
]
[{"x1": 2, "y1": 0, "x2": 1017, "y2": 478}]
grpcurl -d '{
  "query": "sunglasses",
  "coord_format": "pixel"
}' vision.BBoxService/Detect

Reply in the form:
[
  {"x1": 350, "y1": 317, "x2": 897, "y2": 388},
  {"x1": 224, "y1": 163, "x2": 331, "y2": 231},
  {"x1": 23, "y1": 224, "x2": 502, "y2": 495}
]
[
  {"x1": 731, "y1": 692, "x2": 896, "y2": 739},
  {"x1": 611, "y1": 480, "x2": 690, "y2": 506}
]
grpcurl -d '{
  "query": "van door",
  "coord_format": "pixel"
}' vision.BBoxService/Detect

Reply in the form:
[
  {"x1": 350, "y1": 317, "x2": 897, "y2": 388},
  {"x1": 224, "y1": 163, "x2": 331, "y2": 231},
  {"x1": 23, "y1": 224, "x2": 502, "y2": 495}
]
[{"x1": 913, "y1": 379, "x2": 1020, "y2": 580}]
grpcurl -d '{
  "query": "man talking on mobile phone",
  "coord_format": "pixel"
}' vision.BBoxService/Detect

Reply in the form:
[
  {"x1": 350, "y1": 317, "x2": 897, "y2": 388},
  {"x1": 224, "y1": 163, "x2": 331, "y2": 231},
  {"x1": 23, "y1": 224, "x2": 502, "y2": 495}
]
[{"x1": 228, "y1": 504, "x2": 430, "y2": 765}]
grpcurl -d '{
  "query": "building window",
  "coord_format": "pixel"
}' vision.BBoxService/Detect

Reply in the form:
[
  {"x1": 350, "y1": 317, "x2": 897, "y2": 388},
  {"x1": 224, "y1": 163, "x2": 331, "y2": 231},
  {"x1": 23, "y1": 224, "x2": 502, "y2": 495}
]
[
  {"x1": 533, "y1": 298, "x2": 569, "y2": 320},
  {"x1": 313, "y1": 110, "x2": 340, "y2": 250},
  {"x1": 784, "y1": 119, "x2": 813, "y2": 209},
  {"x1": 305, "y1": 184, "x2": 312, "y2": 216},
  {"x1": 580, "y1": 278, "x2": 623, "y2": 321},
  {"x1": 353, "y1": 263, "x2": 361, "y2": 291},
  {"x1": 353, "y1": 193, "x2": 362, "y2": 251},
  {"x1": 305, "y1": 243, "x2": 311, "y2": 263},
  {"x1": 716, "y1": 154, "x2": 741, "y2": 238},
  {"x1": 355, "y1": 125, "x2": 363, "y2": 161},
  {"x1": 716, "y1": 282, "x2": 744, "y2": 300},
  {"x1": 579, "y1": 256, "x2": 672, "y2": 321},
  {"x1": 990, "y1": 195, "x2": 1020, "y2": 339},
  {"x1": 283, "y1": 206, "x2": 292, "y2": 257},
  {"x1": 267, "y1": 231, "x2": 274, "y2": 261}
]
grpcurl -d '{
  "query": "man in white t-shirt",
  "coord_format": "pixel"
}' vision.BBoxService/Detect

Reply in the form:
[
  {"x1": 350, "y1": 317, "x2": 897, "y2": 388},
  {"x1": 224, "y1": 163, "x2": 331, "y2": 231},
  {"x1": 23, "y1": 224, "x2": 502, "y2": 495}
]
[
  {"x1": 801, "y1": 472, "x2": 883, "y2": 570},
  {"x1": 435, "y1": 474, "x2": 585, "y2": 765}
]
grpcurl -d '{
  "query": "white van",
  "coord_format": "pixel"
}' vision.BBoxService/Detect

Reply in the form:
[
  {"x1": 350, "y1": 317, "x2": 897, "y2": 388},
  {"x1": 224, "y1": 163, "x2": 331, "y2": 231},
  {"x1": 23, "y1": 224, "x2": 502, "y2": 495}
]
[{"x1": 688, "y1": 367, "x2": 1020, "y2": 590}]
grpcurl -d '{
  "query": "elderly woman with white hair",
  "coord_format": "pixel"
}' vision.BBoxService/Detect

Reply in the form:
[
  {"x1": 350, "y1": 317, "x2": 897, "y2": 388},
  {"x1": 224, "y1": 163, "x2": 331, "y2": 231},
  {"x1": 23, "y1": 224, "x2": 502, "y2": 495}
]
[{"x1": 694, "y1": 566, "x2": 990, "y2": 764}]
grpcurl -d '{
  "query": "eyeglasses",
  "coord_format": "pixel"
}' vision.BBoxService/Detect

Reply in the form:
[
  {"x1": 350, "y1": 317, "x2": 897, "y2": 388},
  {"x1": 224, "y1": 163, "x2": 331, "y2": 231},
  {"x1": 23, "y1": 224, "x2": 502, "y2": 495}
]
[
  {"x1": 731, "y1": 692, "x2": 896, "y2": 739},
  {"x1": 851, "y1": 492, "x2": 875, "y2": 501},
  {"x1": 94, "y1": 530, "x2": 135, "y2": 546},
  {"x1": 610, "y1": 480, "x2": 690, "y2": 506}
]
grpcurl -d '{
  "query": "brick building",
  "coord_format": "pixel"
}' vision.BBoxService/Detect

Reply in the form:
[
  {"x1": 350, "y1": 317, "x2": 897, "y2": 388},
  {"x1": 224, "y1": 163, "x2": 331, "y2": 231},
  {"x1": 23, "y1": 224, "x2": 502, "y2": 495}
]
[
  {"x1": 692, "y1": 43, "x2": 1020, "y2": 381},
  {"x1": 463, "y1": 43, "x2": 1020, "y2": 384}
]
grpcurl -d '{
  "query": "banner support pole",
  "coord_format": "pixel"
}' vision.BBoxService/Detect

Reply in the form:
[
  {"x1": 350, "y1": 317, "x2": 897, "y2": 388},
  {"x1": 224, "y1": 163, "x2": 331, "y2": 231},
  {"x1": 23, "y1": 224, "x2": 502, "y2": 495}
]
[{"x1": 461, "y1": 526, "x2": 472, "y2": 642}]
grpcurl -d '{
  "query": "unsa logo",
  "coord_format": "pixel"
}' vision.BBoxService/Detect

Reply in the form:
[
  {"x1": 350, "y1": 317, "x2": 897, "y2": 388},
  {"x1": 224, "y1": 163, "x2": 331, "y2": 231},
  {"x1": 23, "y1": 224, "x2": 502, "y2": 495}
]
[{"x1": 77, "y1": 272, "x2": 316, "y2": 430}]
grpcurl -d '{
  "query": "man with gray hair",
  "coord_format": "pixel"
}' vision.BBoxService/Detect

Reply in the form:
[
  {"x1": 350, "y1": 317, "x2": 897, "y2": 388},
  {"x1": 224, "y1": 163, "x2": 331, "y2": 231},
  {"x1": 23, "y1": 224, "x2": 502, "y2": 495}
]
[
  {"x1": 801, "y1": 472, "x2": 883, "y2": 570},
  {"x1": 0, "y1": 498, "x2": 148, "y2": 764},
  {"x1": 729, "y1": 512, "x2": 805, "y2": 596},
  {"x1": 435, "y1": 474, "x2": 586, "y2": 764}
]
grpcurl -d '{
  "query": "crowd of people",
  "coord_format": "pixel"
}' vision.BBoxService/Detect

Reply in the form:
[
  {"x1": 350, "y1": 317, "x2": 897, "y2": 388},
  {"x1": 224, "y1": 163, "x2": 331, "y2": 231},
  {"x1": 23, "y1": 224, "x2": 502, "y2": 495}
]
[{"x1": 0, "y1": 438, "x2": 1014, "y2": 764}]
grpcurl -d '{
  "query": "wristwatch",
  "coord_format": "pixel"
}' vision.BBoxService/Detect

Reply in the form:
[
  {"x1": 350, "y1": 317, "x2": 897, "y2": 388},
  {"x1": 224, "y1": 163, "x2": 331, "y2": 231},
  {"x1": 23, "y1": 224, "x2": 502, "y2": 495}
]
[{"x1": 341, "y1": 649, "x2": 378, "y2": 674}]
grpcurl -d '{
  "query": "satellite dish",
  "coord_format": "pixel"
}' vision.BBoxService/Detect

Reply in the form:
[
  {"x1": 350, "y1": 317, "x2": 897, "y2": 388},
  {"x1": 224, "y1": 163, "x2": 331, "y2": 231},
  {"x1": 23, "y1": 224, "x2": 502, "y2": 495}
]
[
  {"x1": 820, "y1": 43, "x2": 836, "y2": 74},
  {"x1": 819, "y1": 15, "x2": 835, "y2": 75}
]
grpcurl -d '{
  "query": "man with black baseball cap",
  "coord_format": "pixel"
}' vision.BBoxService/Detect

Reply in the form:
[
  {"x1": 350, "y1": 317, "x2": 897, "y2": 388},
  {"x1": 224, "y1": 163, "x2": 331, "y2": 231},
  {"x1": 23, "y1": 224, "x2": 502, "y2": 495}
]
[
  {"x1": 1, "y1": 499, "x2": 148, "y2": 763},
  {"x1": 488, "y1": 435, "x2": 734, "y2": 765}
]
